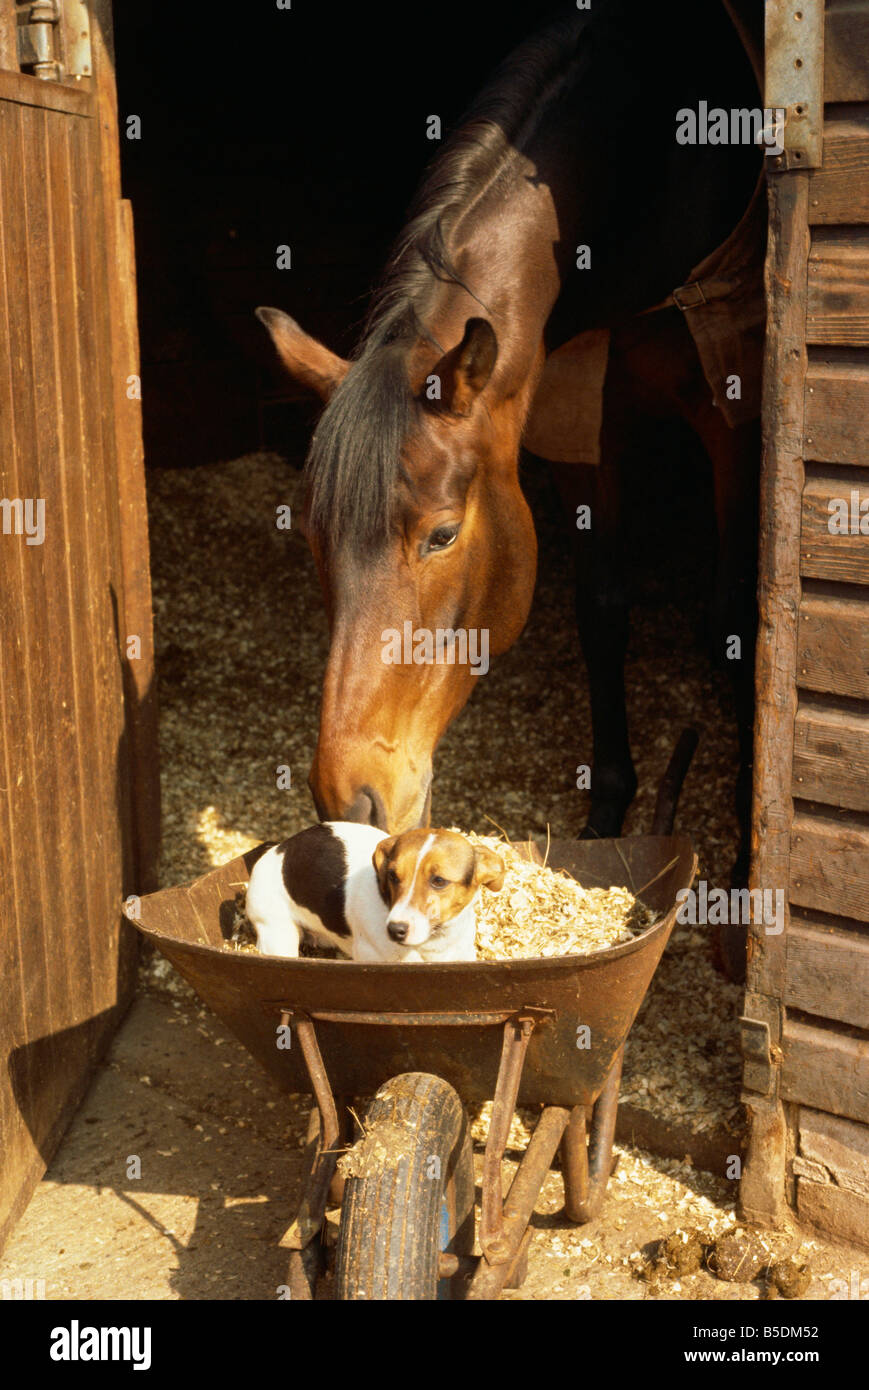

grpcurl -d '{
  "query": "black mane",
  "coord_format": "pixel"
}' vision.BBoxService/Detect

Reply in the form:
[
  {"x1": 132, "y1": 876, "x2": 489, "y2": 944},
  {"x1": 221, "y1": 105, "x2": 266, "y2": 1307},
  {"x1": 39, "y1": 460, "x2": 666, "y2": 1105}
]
[{"x1": 305, "y1": 11, "x2": 589, "y2": 551}]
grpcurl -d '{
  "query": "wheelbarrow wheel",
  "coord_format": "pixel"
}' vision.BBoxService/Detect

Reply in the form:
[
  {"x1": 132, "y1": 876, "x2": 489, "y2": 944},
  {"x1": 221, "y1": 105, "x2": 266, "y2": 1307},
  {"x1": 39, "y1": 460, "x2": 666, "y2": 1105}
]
[{"x1": 334, "y1": 1072, "x2": 474, "y2": 1301}]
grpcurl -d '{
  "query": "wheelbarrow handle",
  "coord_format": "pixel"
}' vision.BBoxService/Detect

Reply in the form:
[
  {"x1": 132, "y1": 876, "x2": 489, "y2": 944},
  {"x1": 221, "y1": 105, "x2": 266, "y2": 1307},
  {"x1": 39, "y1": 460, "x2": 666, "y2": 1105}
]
[{"x1": 650, "y1": 727, "x2": 699, "y2": 836}]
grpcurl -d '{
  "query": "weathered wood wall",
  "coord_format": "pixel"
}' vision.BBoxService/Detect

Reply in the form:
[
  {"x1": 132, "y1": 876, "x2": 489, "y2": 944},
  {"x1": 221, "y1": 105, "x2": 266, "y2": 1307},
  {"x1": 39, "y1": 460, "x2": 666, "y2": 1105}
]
[
  {"x1": 741, "y1": 0, "x2": 869, "y2": 1249},
  {"x1": 0, "y1": 0, "x2": 158, "y2": 1252}
]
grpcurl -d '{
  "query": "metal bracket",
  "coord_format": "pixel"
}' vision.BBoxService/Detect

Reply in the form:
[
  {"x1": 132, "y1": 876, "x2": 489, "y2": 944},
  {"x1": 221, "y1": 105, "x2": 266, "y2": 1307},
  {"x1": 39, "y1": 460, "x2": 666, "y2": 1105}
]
[
  {"x1": 765, "y1": 0, "x2": 824, "y2": 170},
  {"x1": 739, "y1": 1015, "x2": 774, "y2": 1096},
  {"x1": 61, "y1": 0, "x2": 92, "y2": 79},
  {"x1": 266, "y1": 1002, "x2": 556, "y2": 1029}
]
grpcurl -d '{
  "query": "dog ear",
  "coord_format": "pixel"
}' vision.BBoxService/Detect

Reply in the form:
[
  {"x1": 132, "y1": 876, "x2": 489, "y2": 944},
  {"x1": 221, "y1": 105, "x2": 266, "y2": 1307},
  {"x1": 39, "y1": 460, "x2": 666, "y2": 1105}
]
[
  {"x1": 372, "y1": 836, "x2": 398, "y2": 901},
  {"x1": 474, "y1": 846, "x2": 505, "y2": 893}
]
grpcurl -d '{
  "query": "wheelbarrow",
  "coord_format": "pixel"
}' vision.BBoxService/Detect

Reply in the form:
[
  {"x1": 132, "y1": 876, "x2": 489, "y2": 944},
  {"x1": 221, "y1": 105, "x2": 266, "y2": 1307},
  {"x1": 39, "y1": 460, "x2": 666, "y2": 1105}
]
[{"x1": 128, "y1": 741, "x2": 698, "y2": 1300}]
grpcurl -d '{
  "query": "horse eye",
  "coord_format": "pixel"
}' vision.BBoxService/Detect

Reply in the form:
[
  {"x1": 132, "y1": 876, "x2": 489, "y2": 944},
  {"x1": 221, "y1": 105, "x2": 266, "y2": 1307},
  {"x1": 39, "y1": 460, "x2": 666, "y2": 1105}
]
[{"x1": 423, "y1": 523, "x2": 460, "y2": 555}]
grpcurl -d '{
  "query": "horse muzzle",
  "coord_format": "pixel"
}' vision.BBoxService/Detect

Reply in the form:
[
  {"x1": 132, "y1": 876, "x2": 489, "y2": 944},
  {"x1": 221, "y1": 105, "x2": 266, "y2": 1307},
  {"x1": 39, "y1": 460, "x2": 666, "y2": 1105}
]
[{"x1": 308, "y1": 759, "x2": 432, "y2": 833}]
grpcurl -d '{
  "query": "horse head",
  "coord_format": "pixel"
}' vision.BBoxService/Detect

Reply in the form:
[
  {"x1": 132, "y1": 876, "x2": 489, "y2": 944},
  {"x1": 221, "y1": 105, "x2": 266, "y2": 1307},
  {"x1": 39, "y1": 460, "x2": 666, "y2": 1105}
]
[{"x1": 258, "y1": 305, "x2": 538, "y2": 831}]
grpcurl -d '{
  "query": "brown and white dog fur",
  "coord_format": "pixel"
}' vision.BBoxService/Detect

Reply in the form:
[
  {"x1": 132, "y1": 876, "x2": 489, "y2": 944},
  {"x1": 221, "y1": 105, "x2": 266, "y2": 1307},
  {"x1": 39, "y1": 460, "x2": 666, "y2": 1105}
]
[{"x1": 245, "y1": 822, "x2": 504, "y2": 963}]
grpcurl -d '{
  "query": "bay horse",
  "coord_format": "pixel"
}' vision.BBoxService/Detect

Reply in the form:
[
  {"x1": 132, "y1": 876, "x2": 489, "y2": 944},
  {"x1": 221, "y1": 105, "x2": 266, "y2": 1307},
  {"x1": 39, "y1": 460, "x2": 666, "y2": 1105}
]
[{"x1": 257, "y1": 0, "x2": 763, "y2": 961}]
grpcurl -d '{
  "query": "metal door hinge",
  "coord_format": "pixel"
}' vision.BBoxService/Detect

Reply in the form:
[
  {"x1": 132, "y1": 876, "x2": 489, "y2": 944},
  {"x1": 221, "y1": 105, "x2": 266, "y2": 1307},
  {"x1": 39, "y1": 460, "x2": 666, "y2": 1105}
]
[
  {"x1": 17, "y1": 0, "x2": 92, "y2": 82},
  {"x1": 765, "y1": 0, "x2": 824, "y2": 170},
  {"x1": 739, "y1": 1015, "x2": 775, "y2": 1096}
]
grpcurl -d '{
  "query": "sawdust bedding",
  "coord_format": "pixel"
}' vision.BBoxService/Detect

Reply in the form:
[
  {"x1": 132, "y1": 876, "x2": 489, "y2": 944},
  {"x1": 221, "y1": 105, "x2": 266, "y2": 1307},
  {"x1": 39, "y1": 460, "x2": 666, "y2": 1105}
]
[
  {"x1": 146, "y1": 450, "x2": 745, "y2": 1146},
  {"x1": 465, "y1": 831, "x2": 658, "y2": 959}
]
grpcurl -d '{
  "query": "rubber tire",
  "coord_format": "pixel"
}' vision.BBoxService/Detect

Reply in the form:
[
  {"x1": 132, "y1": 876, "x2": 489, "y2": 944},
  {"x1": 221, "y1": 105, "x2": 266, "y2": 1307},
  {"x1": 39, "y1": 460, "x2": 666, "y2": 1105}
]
[{"x1": 334, "y1": 1072, "x2": 475, "y2": 1300}]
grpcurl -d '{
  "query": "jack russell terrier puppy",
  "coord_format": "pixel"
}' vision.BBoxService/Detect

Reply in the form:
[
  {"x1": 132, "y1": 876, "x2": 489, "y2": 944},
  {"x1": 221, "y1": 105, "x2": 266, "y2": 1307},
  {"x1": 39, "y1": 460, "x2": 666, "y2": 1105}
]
[{"x1": 245, "y1": 822, "x2": 504, "y2": 963}]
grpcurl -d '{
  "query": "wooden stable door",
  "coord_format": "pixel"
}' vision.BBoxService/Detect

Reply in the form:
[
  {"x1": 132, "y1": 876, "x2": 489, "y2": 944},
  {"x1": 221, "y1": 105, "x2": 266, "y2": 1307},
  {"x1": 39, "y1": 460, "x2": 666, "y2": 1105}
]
[
  {"x1": 743, "y1": 0, "x2": 869, "y2": 1248},
  {"x1": 0, "y1": 1, "x2": 158, "y2": 1251}
]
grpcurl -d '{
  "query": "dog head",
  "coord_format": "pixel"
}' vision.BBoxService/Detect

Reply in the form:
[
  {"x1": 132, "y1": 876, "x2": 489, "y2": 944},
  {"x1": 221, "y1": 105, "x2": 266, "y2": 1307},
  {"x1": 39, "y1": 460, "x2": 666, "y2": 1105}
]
[{"x1": 373, "y1": 829, "x2": 504, "y2": 947}]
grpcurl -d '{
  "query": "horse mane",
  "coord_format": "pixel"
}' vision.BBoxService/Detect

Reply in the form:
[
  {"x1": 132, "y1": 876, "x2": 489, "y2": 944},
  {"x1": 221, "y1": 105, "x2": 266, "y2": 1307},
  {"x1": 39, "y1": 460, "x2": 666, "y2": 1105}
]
[{"x1": 305, "y1": 10, "x2": 589, "y2": 551}]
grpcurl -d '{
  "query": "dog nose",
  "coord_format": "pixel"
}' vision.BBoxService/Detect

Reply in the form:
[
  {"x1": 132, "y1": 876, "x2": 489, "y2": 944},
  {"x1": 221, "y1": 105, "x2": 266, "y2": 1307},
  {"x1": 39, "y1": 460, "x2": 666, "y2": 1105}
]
[{"x1": 388, "y1": 921, "x2": 409, "y2": 943}]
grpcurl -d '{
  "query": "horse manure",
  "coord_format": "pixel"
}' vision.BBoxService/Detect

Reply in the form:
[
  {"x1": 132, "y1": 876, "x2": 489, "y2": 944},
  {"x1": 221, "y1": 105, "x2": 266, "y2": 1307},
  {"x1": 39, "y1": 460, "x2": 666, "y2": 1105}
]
[
  {"x1": 705, "y1": 1225, "x2": 775, "y2": 1282},
  {"x1": 765, "y1": 1257, "x2": 812, "y2": 1300},
  {"x1": 639, "y1": 1228, "x2": 707, "y2": 1284}
]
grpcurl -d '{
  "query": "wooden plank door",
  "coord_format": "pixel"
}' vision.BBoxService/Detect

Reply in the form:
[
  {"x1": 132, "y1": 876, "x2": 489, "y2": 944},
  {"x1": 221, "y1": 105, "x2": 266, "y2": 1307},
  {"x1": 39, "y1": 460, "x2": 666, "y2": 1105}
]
[
  {"x1": 0, "y1": 0, "x2": 159, "y2": 1252},
  {"x1": 742, "y1": 0, "x2": 869, "y2": 1248}
]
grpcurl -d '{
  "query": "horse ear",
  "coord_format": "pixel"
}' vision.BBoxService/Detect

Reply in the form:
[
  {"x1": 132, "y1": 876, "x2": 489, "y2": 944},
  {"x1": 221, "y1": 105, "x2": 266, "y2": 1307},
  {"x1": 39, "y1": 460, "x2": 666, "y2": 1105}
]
[
  {"x1": 427, "y1": 317, "x2": 498, "y2": 416},
  {"x1": 256, "y1": 306, "x2": 350, "y2": 401}
]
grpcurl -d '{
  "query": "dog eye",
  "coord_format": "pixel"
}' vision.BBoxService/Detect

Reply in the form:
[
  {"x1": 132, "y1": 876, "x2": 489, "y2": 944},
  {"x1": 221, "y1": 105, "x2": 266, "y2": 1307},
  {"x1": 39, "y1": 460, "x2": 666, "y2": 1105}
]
[
  {"x1": 421, "y1": 523, "x2": 460, "y2": 556},
  {"x1": 430, "y1": 874, "x2": 448, "y2": 890},
  {"x1": 388, "y1": 868, "x2": 399, "y2": 885}
]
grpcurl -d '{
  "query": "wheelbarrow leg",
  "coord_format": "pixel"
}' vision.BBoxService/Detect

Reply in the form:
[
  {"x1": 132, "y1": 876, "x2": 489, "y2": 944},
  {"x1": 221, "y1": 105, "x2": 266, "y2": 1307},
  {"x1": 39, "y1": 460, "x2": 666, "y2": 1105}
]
[
  {"x1": 286, "y1": 1106, "x2": 325, "y2": 1300},
  {"x1": 327, "y1": 1098, "x2": 349, "y2": 1208},
  {"x1": 287, "y1": 1098, "x2": 349, "y2": 1297},
  {"x1": 468, "y1": 1010, "x2": 570, "y2": 1300},
  {"x1": 503, "y1": 1227, "x2": 533, "y2": 1290},
  {"x1": 467, "y1": 1106, "x2": 570, "y2": 1300},
  {"x1": 559, "y1": 1106, "x2": 590, "y2": 1212},
  {"x1": 561, "y1": 1044, "x2": 624, "y2": 1223},
  {"x1": 279, "y1": 1013, "x2": 342, "y2": 1298}
]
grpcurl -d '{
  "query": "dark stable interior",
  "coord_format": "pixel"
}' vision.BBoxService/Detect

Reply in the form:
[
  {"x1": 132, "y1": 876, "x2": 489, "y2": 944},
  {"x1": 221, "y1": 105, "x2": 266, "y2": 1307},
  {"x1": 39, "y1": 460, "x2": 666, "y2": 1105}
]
[{"x1": 113, "y1": 0, "x2": 761, "y2": 472}]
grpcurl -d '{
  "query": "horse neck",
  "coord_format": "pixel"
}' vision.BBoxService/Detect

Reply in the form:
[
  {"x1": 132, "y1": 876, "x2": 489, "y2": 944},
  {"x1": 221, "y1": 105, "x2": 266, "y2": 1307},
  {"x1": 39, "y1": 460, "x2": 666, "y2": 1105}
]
[
  {"x1": 419, "y1": 0, "x2": 761, "y2": 360},
  {"x1": 412, "y1": 171, "x2": 566, "y2": 403}
]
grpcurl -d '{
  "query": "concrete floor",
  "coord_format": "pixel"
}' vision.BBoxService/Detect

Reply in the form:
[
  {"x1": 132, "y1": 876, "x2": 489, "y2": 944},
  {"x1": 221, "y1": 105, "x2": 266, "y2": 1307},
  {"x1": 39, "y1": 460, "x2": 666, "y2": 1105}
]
[{"x1": 2, "y1": 970, "x2": 866, "y2": 1304}]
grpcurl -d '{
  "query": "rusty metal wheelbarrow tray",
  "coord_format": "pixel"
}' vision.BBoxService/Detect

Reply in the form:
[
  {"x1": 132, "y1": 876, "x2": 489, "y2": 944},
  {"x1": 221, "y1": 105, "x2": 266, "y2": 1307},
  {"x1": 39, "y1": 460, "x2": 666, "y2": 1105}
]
[
  {"x1": 131, "y1": 833, "x2": 696, "y2": 1298},
  {"x1": 133, "y1": 835, "x2": 695, "y2": 1113}
]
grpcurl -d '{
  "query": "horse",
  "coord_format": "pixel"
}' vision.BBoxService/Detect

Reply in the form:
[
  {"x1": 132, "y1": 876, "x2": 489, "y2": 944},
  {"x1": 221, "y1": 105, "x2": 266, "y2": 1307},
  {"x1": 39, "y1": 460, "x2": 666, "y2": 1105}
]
[{"x1": 257, "y1": 0, "x2": 764, "y2": 970}]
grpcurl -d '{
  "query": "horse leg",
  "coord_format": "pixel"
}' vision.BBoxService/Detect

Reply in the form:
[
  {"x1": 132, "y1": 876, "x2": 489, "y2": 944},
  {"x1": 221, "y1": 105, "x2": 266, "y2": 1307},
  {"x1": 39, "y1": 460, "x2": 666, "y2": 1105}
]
[
  {"x1": 689, "y1": 403, "x2": 760, "y2": 978},
  {"x1": 552, "y1": 409, "x2": 637, "y2": 839}
]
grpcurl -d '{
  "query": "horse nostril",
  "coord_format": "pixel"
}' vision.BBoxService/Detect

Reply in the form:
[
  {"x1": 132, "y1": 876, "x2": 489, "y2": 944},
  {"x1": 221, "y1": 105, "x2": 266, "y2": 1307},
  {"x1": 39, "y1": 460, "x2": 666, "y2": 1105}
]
[
  {"x1": 324, "y1": 785, "x2": 389, "y2": 829},
  {"x1": 388, "y1": 921, "x2": 409, "y2": 943},
  {"x1": 360, "y1": 784, "x2": 389, "y2": 830},
  {"x1": 342, "y1": 790, "x2": 374, "y2": 825}
]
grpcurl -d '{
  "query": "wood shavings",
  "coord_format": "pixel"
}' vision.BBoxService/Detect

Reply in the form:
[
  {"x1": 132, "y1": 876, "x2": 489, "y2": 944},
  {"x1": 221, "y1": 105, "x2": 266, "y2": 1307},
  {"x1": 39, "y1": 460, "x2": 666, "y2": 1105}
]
[
  {"x1": 196, "y1": 807, "x2": 260, "y2": 871},
  {"x1": 149, "y1": 453, "x2": 321, "y2": 895},
  {"x1": 468, "y1": 1102, "x2": 539, "y2": 1150},
  {"x1": 337, "y1": 1119, "x2": 416, "y2": 1179},
  {"x1": 619, "y1": 928, "x2": 745, "y2": 1136},
  {"x1": 465, "y1": 832, "x2": 658, "y2": 960},
  {"x1": 223, "y1": 890, "x2": 258, "y2": 953},
  {"x1": 613, "y1": 1145, "x2": 736, "y2": 1238}
]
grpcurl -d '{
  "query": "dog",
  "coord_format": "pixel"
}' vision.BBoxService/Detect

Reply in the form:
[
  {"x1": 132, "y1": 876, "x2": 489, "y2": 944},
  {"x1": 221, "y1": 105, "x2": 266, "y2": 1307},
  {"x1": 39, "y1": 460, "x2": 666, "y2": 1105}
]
[{"x1": 244, "y1": 822, "x2": 504, "y2": 962}]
